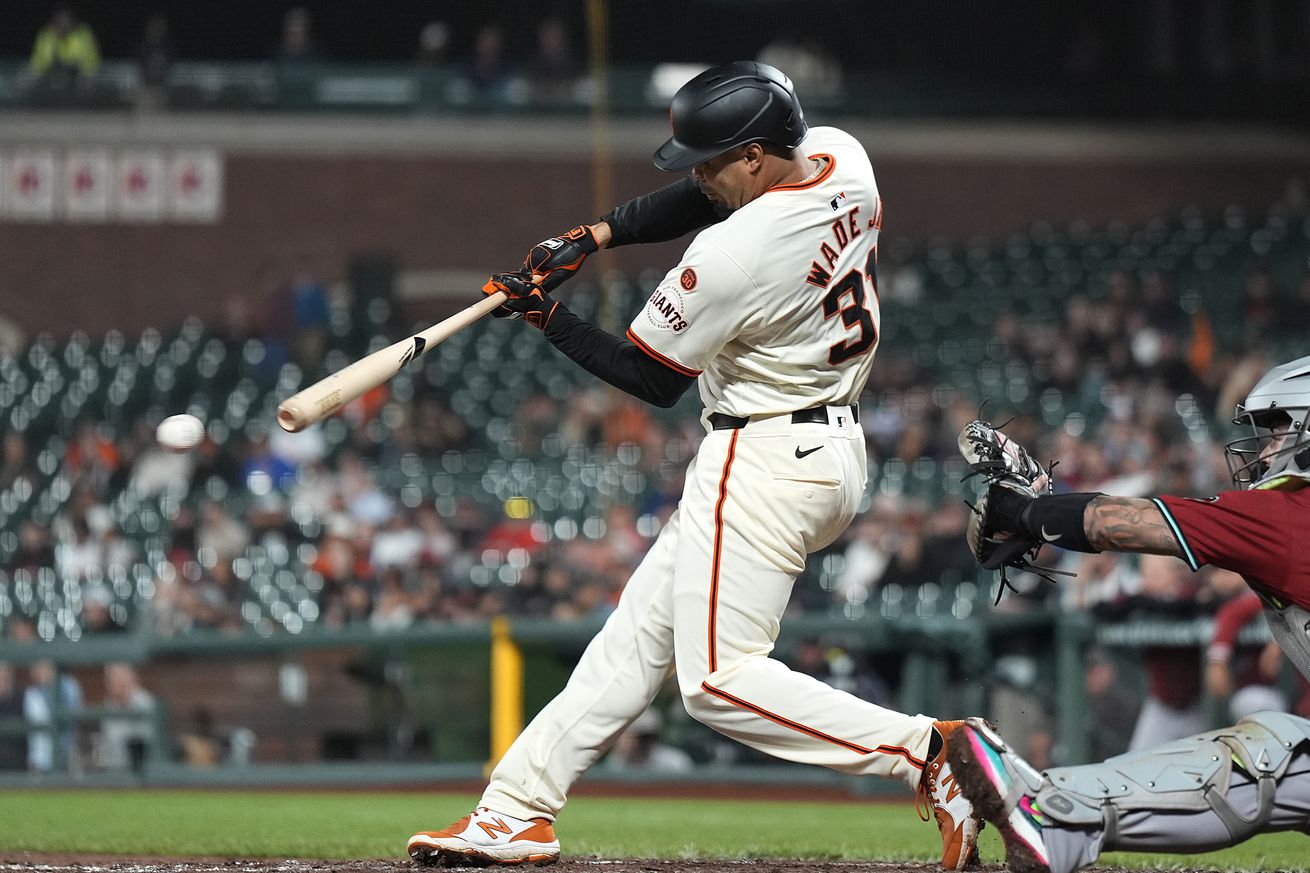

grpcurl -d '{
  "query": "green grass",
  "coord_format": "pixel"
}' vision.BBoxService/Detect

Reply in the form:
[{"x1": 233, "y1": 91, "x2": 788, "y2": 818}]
[{"x1": 0, "y1": 789, "x2": 1303, "y2": 869}]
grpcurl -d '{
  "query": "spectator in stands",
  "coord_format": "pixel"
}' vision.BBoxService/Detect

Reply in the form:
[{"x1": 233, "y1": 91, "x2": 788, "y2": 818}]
[
  {"x1": 1062, "y1": 551, "x2": 1140, "y2": 612},
  {"x1": 81, "y1": 585, "x2": 125, "y2": 634},
  {"x1": 1082, "y1": 647, "x2": 1138, "y2": 760},
  {"x1": 29, "y1": 4, "x2": 99, "y2": 92},
  {"x1": 602, "y1": 706, "x2": 693, "y2": 773},
  {"x1": 177, "y1": 706, "x2": 221, "y2": 767},
  {"x1": 368, "y1": 511, "x2": 416, "y2": 569},
  {"x1": 756, "y1": 35, "x2": 842, "y2": 99},
  {"x1": 0, "y1": 664, "x2": 26, "y2": 770},
  {"x1": 64, "y1": 422, "x2": 118, "y2": 493},
  {"x1": 370, "y1": 568, "x2": 416, "y2": 632},
  {"x1": 415, "y1": 503, "x2": 457, "y2": 567},
  {"x1": 530, "y1": 17, "x2": 575, "y2": 103},
  {"x1": 7, "y1": 520, "x2": 55, "y2": 573},
  {"x1": 0, "y1": 432, "x2": 33, "y2": 491},
  {"x1": 129, "y1": 426, "x2": 194, "y2": 496},
  {"x1": 1205, "y1": 569, "x2": 1288, "y2": 721},
  {"x1": 1290, "y1": 274, "x2": 1310, "y2": 328},
  {"x1": 135, "y1": 13, "x2": 173, "y2": 112},
  {"x1": 240, "y1": 431, "x2": 296, "y2": 495},
  {"x1": 275, "y1": 256, "x2": 331, "y2": 373},
  {"x1": 1240, "y1": 265, "x2": 1284, "y2": 341},
  {"x1": 466, "y1": 24, "x2": 508, "y2": 98},
  {"x1": 792, "y1": 638, "x2": 891, "y2": 706},
  {"x1": 339, "y1": 452, "x2": 392, "y2": 525},
  {"x1": 97, "y1": 663, "x2": 156, "y2": 773},
  {"x1": 1092, "y1": 554, "x2": 1207, "y2": 749},
  {"x1": 274, "y1": 6, "x2": 321, "y2": 64},
  {"x1": 415, "y1": 21, "x2": 450, "y2": 67},
  {"x1": 197, "y1": 499, "x2": 250, "y2": 565},
  {"x1": 23, "y1": 659, "x2": 82, "y2": 773},
  {"x1": 189, "y1": 560, "x2": 242, "y2": 632}
]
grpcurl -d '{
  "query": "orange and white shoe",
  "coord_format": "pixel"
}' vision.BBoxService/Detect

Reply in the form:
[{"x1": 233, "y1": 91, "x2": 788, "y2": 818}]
[
  {"x1": 408, "y1": 807, "x2": 560, "y2": 866},
  {"x1": 917, "y1": 720, "x2": 984, "y2": 870}
]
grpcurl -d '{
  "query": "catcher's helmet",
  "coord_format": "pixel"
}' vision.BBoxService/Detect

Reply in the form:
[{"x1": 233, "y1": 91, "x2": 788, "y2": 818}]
[
  {"x1": 1225, "y1": 354, "x2": 1310, "y2": 490},
  {"x1": 653, "y1": 61, "x2": 808, "y2": 172}
]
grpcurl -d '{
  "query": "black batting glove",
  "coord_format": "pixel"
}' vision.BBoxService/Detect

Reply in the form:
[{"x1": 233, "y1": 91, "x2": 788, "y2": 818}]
[
  {"x1": 482, "y1": 271, "x2": 560, "y2": 331},
  {"x1": 524, "y1": 225, "x2": 599, "y2": 292}
]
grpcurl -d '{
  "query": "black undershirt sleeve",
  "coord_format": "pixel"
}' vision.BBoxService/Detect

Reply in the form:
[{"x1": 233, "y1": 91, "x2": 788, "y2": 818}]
[
  {"x1": 542, "y1": 304, "x2": 696, "y2": 408},
  {"x1": 601, "y1": 177, "x2": 726, "y2": 247}
]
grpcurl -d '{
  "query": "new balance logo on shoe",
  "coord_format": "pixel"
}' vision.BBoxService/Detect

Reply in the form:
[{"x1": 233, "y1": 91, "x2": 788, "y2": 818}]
[
  {"x1": 942, "y1": 770, "x2": 963, "y2": 803},
  {"x1": 477, "y1": 818, "x2": 513, "y2": 840}
]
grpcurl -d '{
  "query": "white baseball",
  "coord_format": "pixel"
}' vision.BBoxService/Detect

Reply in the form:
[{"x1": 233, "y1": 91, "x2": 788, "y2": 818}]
[{"x1": 156, "y1": 413, "x2": 205, "y2": 451}]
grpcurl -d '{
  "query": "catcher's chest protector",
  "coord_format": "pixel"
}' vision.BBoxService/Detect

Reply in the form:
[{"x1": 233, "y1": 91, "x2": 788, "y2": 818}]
[{"x1": 1263, "y1": 601, "x2": 1310, "y2": 684}]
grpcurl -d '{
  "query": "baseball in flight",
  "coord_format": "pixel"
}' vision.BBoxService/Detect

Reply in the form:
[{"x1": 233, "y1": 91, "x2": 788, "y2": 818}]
[{"x1": 156, "y1": 413, "x2": 205, "y2": 451}]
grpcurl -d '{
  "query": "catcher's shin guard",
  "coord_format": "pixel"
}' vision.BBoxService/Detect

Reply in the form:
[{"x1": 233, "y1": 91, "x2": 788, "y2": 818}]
[{"x1": 1010, "y1": 711, "x2": 1310, "y2": 847}]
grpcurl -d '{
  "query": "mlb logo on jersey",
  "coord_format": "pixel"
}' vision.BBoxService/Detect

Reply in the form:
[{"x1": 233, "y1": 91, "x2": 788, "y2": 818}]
[{"x1": 829, "y1": 191, "x2": 847, "y2": 211}]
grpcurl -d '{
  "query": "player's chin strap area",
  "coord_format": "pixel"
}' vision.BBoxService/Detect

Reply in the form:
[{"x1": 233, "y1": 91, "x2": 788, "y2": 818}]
[{"x1": 1027, "y1": 711, "x2": 1310, "y2": 846}]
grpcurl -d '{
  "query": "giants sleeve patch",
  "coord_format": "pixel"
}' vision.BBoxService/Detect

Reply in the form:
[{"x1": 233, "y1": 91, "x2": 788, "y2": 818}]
[
  {"x1": 644, "y1": 286, "x2": 690, "y2": 333},
  {"x1": 680, "y1": 268, "x2": 697, "y2": 290}
]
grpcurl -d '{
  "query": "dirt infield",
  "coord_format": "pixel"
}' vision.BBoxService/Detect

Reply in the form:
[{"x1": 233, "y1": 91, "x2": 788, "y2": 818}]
[{"x1": 0, "y1": 858, "x2": 1198, "y2": 873}]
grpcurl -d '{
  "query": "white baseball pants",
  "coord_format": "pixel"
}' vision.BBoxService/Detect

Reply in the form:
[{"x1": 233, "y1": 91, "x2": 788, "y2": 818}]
[{"x1": 481, "y1": 408, "x2": 936, "y2": 821}]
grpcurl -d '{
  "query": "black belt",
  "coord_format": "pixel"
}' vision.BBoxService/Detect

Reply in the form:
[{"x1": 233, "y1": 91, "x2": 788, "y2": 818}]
[{"x1": 708, "y1": 404, "x2": 859, "y2": 431}]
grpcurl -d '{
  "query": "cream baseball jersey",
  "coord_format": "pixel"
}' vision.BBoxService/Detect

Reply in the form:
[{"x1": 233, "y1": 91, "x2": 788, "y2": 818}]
[{"x1": 626, "y1": 126, "x2": 883, "y2": 418}]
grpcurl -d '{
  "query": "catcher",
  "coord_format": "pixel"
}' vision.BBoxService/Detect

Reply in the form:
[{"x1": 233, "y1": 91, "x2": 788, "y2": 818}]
[{"x1": 948, "y1": 354, "x2": 1310, "y2": 873}]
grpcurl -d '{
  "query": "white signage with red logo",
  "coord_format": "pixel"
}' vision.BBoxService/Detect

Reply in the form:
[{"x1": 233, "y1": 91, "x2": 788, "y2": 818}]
[
  {"x1": 62, "y1": 149, "x2": 112, "y2": 221},
  {"x1": 5, "y1": 149, "x2": 57, "y2": 221},
  {"x1": 115, "y1": 150, "x2": 166, "y2": 221},
  {"x1": 167, "y1": 149, "x2": 223, "y2": 222}
]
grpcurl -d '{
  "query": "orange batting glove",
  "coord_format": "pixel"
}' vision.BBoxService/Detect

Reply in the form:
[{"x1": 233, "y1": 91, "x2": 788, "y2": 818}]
[{"x1": 482, "y1": 271, "x2": 559, "y2": 331}]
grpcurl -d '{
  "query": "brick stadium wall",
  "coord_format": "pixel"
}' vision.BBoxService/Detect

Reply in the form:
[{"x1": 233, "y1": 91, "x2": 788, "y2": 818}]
[{"x1": 1, "y1": 150, "x2": 1304, "y2": 336}]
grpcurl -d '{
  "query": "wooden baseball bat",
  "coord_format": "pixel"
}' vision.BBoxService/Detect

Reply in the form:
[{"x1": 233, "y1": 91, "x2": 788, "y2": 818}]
[{"x1": 276, "y1": 291, "x2": 507, "y2": 433}]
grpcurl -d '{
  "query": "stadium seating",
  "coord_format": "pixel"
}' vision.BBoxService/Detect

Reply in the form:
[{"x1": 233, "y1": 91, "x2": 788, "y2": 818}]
[{"x1": 1, "y1": 199, "x2": 1308, "y2": 638}]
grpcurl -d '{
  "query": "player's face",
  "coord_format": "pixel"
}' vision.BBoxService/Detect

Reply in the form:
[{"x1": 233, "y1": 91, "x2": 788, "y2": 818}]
[
  {"x1": 1259, "y1": 429, "x2": 1292, "y2": 466},
  {"x1": 691, "y1": 147, "x2": 752, "y2": 210}
]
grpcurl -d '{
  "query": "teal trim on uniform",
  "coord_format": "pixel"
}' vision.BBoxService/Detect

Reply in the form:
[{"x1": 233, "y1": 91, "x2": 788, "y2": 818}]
[{"x1": 1150, "y1": 497, "x2": 1200, "y2": 571}]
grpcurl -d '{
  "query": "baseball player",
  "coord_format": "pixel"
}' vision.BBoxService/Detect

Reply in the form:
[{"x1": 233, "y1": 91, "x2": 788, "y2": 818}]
[
  {"x1": 407, "y1": 61, "x2": 982, "y2": 869},
  {"x1": 946, "y1": 354, "x2": 1310, "y2": 873}
]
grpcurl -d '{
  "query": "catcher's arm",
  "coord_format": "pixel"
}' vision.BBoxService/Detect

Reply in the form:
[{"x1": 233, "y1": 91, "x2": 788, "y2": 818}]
[{"x1": 1083, "y1": 495, "x2": 1185, "y2": 557}]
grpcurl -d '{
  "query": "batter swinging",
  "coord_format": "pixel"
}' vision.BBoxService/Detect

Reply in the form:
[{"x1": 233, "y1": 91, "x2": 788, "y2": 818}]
[{"x1": 408, "y1": 61, "x2": 981, "y2": 869}]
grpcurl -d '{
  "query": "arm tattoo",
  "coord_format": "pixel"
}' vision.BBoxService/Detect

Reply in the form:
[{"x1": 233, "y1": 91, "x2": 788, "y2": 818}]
[{"x1": 1084, "y1": 495, "x2": 1184, "y2": 557}]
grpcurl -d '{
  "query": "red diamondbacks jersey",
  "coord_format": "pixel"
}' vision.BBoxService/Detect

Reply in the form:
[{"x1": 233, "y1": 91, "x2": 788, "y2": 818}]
[{"x1": 1154, "y1": 489, "x2": 1310, "y2": 610}]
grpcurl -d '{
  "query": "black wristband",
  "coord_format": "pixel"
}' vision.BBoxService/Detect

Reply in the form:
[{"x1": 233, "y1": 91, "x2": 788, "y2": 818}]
[{"x1": 1018, "y1": 492, "x2": 1101, "y2": 553}]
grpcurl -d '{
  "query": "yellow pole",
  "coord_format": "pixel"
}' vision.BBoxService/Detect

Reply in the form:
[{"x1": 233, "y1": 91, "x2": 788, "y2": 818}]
[{"x1": 488, "y1": 615, "x2": 524, "y2": 772}]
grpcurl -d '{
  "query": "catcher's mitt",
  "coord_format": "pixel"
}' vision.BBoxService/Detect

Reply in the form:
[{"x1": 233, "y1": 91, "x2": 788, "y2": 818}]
[{"x1": 957, "y1": 420, "x2": 1066, "y2": 600}]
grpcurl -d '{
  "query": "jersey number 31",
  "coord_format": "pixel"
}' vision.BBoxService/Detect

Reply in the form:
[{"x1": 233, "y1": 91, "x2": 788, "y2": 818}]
[{"x1": 822, "y1": 250, "x2": 878, "y2": 365}]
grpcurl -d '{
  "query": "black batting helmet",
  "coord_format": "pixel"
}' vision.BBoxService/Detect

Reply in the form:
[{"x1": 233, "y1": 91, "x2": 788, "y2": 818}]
[{"x1": 653, "y1": 61, "x2": 808, "y2": 172}]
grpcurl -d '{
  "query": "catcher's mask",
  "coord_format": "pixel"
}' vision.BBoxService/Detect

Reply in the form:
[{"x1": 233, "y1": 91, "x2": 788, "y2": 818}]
[{"x1": 1225, "y1": 354, "x2": 1310, "y2": 490}]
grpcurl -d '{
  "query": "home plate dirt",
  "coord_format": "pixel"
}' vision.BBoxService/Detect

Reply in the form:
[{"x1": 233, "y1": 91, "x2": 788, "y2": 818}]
[{"x1": 0, "y1": 858, "x2": 1225, "y2": 873}]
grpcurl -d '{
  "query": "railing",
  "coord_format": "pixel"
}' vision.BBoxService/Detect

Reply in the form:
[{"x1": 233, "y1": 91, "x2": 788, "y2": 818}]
[
  {"x1": 0, "y1": 610, "x2": 1282, "y2": 788},
  {"x1": 2, "y1": 59, "x2": 1307, "y2": 121}
]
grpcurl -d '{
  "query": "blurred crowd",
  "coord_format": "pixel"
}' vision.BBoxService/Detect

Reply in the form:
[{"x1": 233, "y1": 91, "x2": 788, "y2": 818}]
[
  {"x1": 1, "y1": 253, "x2": 1305, "y2": 771},
  {"x1": 21, "y1": 1, "x2": 1310, "y2": 111}
]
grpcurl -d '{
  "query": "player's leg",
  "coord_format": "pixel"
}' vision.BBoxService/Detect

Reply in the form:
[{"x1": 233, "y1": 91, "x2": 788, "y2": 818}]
[
  {"x1": 948, "y1": 713, "x2": 1310, "y2": 873},
  {"x1": 408, "y1": 505, "x2": 683, "y2": 865},
  {"x1": 669, "y1": 422, "x2": 979, "y2": 868}
]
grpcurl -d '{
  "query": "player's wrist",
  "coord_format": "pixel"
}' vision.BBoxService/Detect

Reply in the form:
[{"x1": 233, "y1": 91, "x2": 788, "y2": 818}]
[
  {"x1": 589, "y1": 222, "x2": 613, "y2": 249},
  {"x1": 1019, "y1": 492, "x2": 1100, "y2": 553}
]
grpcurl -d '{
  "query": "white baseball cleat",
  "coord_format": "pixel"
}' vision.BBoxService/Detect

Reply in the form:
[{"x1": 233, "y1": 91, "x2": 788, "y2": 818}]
[
  {"x1": 408, "y1": 807, "x2": 560, "y2": 866},
  {"x1": 947, "y1": 718, "x2": 1053, "y2": 873},
  {"x1": 918, "y1": 720, "x2": 984, "y2": 870}
]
